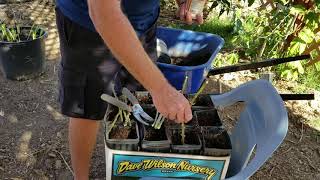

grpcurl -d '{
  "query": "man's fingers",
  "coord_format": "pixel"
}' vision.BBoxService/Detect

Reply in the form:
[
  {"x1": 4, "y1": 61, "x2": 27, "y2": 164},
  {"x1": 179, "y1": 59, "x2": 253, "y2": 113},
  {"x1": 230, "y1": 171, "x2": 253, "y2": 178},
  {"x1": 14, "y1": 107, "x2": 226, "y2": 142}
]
[
  {"x1": 179, "y1": 4, "x2": 186, "y2": 21},
  {"x1": 168, "y1": 112, "x2": 177, "y2": 122},
  {"x1": 196, "y1": 14, "x2": 204, "y2": 24},
  {"x1": 176, "y1": 106, "x2": 185, "y2": 123},
  {"x1": 185, "y1": 12, "x2": 193, "y2": 25},
  {"x1": 184, "y1": 104, "x2": 192, "y2": 122}
]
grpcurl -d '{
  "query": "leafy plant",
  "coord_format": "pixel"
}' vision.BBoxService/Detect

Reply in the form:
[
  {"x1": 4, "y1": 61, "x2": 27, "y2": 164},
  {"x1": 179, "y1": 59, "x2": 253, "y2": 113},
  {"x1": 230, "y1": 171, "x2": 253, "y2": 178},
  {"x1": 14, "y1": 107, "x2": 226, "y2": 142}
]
[{"x1": 0, "y1": 23, "x2": 45, "y2": 42}]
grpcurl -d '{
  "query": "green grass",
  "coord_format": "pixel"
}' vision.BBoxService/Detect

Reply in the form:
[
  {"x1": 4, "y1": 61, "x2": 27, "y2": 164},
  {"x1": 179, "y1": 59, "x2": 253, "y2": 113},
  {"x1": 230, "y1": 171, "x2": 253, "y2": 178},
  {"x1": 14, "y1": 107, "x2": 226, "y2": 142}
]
[
  {"x1": 169, "y1": 17, "x2": 235, "y2": 49},
  {"x1": 299, "y1": 68, "x2": 320, "y2": 91}
]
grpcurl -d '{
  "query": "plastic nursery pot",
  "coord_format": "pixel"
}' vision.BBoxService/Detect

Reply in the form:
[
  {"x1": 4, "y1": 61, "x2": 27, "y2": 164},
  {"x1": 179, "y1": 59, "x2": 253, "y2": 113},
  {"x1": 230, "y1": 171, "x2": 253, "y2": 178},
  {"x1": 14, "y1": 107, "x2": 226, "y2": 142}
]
[
  {"x1": 0, "y1": 26, "x2": 47, "y2": 80},
  {"x1": 141, "y1": 125, "x2": 171, "y2": 153},
  {"x1": 201, "y1": 127, "x2": 232, "y2": 156},
  {"x1": 105, "y1": 121, "x2": 140, "y2": 151},
  {"x1": 195, "y1": 109, "x2": 222, "y2": 127},
  {"x1": 140, "y1": 106, "x2": 171, "y2": 152},
  {"x1": 167, "y1": 127, "x2": 202, "y2": 155}
]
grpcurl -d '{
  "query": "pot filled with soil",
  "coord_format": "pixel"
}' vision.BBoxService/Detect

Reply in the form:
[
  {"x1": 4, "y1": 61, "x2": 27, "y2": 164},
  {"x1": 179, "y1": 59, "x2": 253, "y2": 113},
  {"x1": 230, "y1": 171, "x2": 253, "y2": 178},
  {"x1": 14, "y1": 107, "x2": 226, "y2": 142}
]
[
  {"x1": 141, "y1": 125, "x2": 171, "y2": 153},
  {"x1": 0, "y1": 25, "x2": 47, "y2": 80},
  {"x1": 105, "y1": 121, "x2": 140, "y2": 151},
  {"x1": 167, "y1": 127, "x2": 202, "y2": 155},
  {"x1": 195, "y1": 109, "x2": 222, "y2": 127},
  {"x1": 201, "y1": 127, "x2": 231, "y2": 156},
  {"x1": 104, "y1": 106, "x2": 140, "y2": 151}
]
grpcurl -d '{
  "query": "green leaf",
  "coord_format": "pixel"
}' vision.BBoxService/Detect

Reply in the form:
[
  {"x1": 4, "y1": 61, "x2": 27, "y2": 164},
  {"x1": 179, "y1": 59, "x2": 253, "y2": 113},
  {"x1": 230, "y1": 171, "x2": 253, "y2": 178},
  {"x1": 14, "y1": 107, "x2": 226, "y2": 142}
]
[
  {"x1": 315, "y1": 61, "x2": 320, "y2": 71},
  {"x1": 315, "y1": 0, "x2": 320, "y2": 9},
  {"x1": 289, "y1": 38, "x2": 307, "y2": 55},
  {"x1": 305, "y1": 12, "x2": 319, "y2": 29},
  {"x1": 248, "y1": 0, "x2": 255, "y2": 7},
  {"x1": 298, "y1": 28, "x2": 314, "y2": 43},
  {"x1": 290, "y1": 5, "x2": 307, "y2": 15},
  {"x1": 295, "y1": 61, "x2": 304, "y2": 74},
  {"x1": 292, "y1": 71, "x2": 299, "y2": 80}
]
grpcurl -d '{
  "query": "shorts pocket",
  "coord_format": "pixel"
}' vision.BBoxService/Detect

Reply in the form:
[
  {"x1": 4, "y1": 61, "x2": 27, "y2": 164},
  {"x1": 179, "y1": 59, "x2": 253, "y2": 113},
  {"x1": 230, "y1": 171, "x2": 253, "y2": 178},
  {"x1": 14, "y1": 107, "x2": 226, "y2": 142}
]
[{"x1": 55, "y1": 7, "x2": 75, "y2": 47}]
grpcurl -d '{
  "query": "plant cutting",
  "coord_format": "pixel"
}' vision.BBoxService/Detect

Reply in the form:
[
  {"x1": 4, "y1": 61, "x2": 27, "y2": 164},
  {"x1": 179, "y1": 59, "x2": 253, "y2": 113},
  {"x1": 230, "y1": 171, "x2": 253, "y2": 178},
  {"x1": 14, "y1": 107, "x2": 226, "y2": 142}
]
[
  {"x1": 141, "y1": 106, "x2": 170, "y2": 152},
  {"x1": 103, "y1": 102, "x2": 140, "y2": 151},
  {"x1": 102, "y1": 85, "x2": 143, "y2": 151},
  {"x1": 0, "y1": 23, "x2": 47, "y2": 80},
  {"x1": 168, "y1": 126, "x2": 202, "y2": 155},
  {"x1": 180, "y1": 74, "x2": 189, "y2": 144}
]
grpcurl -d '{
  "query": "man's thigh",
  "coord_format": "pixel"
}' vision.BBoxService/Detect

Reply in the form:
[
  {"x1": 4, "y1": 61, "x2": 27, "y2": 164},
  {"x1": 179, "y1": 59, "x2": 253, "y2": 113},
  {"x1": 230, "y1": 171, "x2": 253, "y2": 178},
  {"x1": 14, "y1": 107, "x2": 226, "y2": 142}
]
[{"x1": 56, "y1": 7, "x2": 121, "y2": 120}]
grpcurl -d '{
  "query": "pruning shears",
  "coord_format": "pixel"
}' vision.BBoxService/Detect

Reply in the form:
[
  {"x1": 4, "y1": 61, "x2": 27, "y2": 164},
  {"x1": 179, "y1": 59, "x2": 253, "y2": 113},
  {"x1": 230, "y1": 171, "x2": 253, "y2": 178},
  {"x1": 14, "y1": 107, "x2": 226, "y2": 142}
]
[{"x1": 101, "y1": 88, "x2": 154, "y2": 126}]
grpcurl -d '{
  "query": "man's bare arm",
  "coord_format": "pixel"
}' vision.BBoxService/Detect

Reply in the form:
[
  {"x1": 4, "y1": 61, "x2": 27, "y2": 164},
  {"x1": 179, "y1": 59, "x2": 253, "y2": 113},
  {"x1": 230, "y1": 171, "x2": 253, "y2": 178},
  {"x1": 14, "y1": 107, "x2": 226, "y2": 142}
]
[{"x1": 87, "y1": 0, "x2": 192, "y2": 122}]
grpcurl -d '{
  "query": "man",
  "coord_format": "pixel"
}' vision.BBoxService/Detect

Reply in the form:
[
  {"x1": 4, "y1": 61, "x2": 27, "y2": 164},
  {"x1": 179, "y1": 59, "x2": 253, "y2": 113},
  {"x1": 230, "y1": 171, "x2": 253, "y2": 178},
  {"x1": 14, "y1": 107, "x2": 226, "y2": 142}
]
[{"x1": 55, "y1": 0, "x2": 205, "y2": 179}]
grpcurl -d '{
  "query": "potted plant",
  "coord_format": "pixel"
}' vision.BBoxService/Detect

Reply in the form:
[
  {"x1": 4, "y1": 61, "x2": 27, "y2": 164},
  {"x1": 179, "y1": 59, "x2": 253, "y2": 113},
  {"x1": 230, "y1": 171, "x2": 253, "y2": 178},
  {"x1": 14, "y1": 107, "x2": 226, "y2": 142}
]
[
  {"x1": 140, "y1": 106, "x2": 171, "y2": 153},
  {"x1": 167, "y1": 126, "x2": 202, "y2": 155},
  {"x1": 0, "y1": 23, "x2": 47, "y2": 80},
  {"x1": 105, "y1": 105, "x2": 140, "y2": 151}
]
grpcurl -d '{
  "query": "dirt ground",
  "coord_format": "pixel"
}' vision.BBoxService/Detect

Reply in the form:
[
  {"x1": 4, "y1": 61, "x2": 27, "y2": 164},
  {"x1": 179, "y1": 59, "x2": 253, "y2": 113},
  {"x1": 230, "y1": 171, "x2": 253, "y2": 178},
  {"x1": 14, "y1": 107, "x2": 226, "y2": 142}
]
[{"x1": 1, "y1": 1, "x2": 320, "y2": 180}]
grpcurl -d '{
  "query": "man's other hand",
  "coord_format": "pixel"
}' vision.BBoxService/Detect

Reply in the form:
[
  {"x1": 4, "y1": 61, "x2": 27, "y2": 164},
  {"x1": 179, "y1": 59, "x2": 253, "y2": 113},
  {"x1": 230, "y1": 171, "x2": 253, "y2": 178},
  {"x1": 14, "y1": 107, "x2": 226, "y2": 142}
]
[{"x1": 176, "y1": 1, "x2": 204, "y2": 25}]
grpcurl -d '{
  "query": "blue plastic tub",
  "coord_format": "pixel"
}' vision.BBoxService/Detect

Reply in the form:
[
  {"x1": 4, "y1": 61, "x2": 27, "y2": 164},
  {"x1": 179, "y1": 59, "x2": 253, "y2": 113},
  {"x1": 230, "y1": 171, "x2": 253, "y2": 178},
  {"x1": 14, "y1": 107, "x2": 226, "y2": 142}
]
[{"x1": 156, "y1": 27, "x2": 224, "y2": 94}]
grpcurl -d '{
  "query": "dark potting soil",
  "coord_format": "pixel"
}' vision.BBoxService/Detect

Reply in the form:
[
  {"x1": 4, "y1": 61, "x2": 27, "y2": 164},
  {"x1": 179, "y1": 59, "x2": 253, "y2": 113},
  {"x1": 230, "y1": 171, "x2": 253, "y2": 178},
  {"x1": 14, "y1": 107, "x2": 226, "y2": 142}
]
[
  {"x1": 144, "y1": 126, "x2": 167, "y2": 141},
  {"x1": 204, "y1": 131, "x2": 230, "y2": 149},
  {"x1": 196, "y1": 110, "x2": 221, "y2": 126},
  {"x1": 170, "y1": 53, "x2": 211, "y2": 66},
  {"x1": 171, "y1": 130, "x2": 200, "y2": 145},
  {"x1": 137, "y1": 94, "x2": 153, "y2": 104},
  {"x1": 109, "y1": 125, "x2": 137, "y2": 139},
  {"x1": 142, "y1": 106, "x2": 157, "y2": 117},
  {"x1": 192, "y1": 95, "x2": 214, "y2": 107}
]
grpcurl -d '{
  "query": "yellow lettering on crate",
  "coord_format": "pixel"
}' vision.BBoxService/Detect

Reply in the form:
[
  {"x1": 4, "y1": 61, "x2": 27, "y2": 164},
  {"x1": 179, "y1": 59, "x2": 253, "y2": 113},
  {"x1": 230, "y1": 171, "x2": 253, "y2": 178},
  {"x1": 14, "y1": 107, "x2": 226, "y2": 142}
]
[
  {"x1": 117, "y1": 161, "x2": 143, "y2": 174},
  {"x1": 116, "y1": 159, "x2": 216, "y2": 179},
  {"x1": 177, "y1": 161, "x2": 216, "y2": 180}
]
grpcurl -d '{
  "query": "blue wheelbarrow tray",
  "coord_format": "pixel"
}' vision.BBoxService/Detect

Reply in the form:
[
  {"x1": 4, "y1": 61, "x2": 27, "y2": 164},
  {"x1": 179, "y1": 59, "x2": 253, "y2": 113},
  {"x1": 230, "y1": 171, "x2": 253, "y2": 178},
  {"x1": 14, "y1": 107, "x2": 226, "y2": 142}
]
[{"x1": 156, "y1": 27, "x2": 224, "y2": 94}]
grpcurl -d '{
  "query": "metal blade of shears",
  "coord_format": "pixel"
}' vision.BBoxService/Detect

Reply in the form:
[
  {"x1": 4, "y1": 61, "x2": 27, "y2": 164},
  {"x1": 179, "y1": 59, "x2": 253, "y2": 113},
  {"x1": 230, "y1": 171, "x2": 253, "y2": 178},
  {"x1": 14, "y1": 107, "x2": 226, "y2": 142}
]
[
  {"x1": 122, "y1": 88, "x2": 139, "y2": 105},
  {"x1": 100, "y1": 94, "x2": 132, "y2": 112}
]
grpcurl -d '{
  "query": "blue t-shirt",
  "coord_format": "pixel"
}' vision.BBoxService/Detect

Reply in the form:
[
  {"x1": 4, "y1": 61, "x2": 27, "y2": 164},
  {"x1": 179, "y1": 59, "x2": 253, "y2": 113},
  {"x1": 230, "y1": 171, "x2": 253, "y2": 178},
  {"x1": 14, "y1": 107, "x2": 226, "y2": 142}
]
[{"x1": 57, "y1": 0, "x2": 160, "y2": 34}]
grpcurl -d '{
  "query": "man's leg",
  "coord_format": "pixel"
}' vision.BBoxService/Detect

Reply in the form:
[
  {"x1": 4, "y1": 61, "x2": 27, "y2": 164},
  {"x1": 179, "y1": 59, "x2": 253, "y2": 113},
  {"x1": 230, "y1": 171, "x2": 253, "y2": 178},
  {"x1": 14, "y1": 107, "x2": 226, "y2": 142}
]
[
  {"x1": 55, "y1": 6, "x2": 121, "y2": 179},
  {"x1": 68, "y1": 118, "x2": 99, "y2": 180}
]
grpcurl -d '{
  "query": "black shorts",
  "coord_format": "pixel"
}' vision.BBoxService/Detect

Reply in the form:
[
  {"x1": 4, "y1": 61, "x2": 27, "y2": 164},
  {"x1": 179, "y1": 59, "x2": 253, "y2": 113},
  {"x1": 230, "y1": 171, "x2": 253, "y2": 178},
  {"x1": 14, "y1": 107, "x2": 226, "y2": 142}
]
[{"x1": 55, "y1": 7, "x2": 157, "y2": 120}]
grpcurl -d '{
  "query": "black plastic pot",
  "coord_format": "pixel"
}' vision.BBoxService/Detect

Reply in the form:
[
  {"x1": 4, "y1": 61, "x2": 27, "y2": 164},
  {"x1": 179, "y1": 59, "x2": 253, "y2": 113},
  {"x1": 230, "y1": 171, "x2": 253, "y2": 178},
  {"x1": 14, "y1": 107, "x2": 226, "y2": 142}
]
[
  {"x1": 191, "y1": 94, "x2": 215, "y2": 107},
  {"x1": 201, "y1": 127, "x2": 232, "y2": 156},
  {"x1": 141, "y1": 125, "x2": 171, "y2": 153},
  {"x1": 195, "y1": 109, "x2": 222, "y2": 127},
  {"x1": 0, "y1": 27, "x2": 46, "y2": 80},
  {"x1": 105, "y1": 121, "x2": 140, "y2": 151},
  {"x1": 167, "y1": 127, "x2": 202, "y2": 155}
]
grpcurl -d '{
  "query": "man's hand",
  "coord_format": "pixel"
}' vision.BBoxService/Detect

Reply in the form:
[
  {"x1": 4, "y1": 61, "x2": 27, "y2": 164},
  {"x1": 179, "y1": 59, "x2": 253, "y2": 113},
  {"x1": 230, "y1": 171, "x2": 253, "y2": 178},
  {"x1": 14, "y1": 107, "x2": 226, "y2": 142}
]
[
  {"x1": 150, "y1": 84, "x2": 192, "y2": 123},
  {"x1": 176, "y1": 0, "x2": 204, "y2": 25}
]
